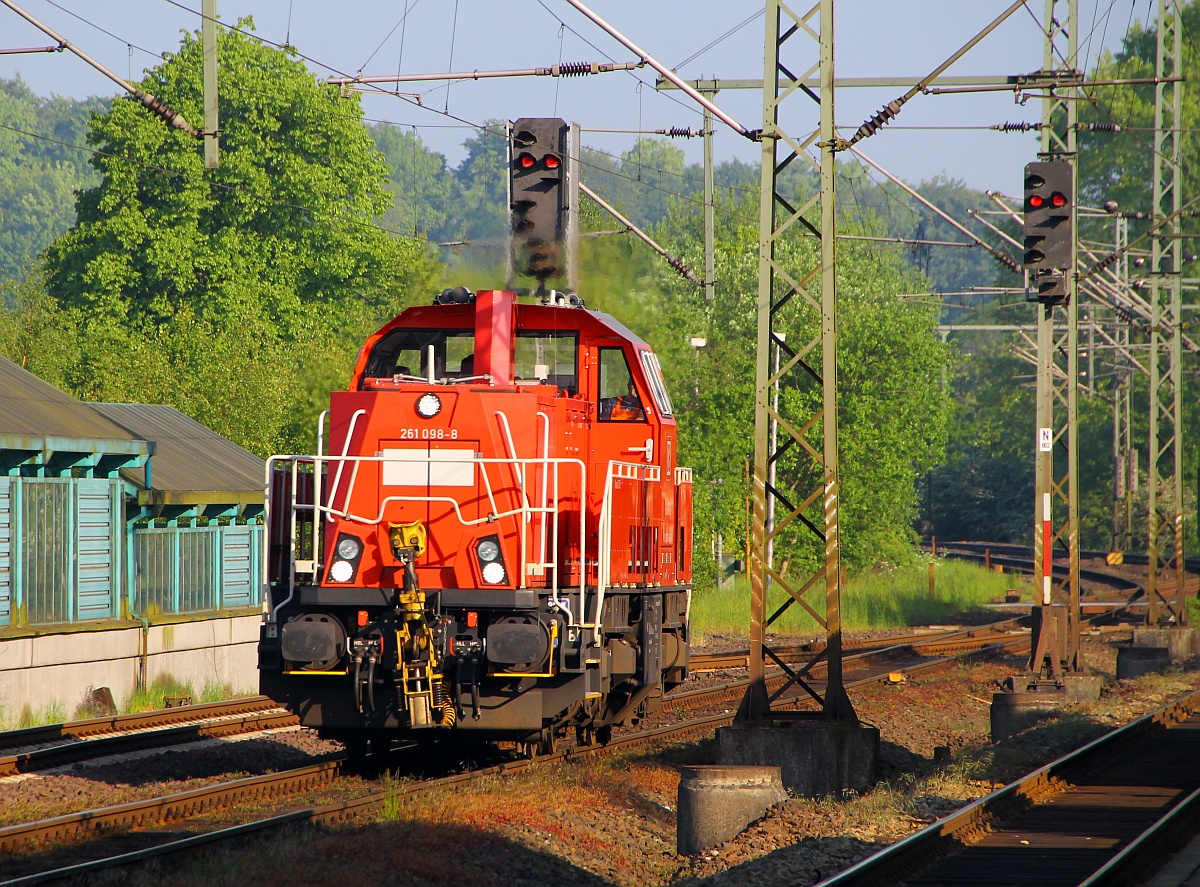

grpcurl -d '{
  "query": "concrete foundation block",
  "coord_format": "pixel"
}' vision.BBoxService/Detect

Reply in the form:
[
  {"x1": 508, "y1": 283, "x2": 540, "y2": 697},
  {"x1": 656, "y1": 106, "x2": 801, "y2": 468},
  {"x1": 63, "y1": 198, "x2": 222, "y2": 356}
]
[
  {"x1": 990, "y1": 690, "x2": 1068, "y2": 741},
  {"x1": 1061, "y1": 673, "x2": 1104, "y2": 704},
  {"x1": 715, "y1": 720, "x2": 879, "y2": 798},
  {"x1": 1133, "y1": 628, "x2": 1196, "y2": 661},
  {"x1": 676, "y1": 765, "x2": 787, "y2": 855},
  {"x1": 1117, "y1": 645, "x2": 1171, "y2": 680}
]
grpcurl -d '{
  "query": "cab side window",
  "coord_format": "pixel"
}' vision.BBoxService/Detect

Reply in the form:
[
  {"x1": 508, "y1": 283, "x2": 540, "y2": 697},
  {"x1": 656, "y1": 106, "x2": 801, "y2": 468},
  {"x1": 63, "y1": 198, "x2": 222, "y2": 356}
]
[{"x1": 598, "y1": 348, "x2": 645, "y2": 422}]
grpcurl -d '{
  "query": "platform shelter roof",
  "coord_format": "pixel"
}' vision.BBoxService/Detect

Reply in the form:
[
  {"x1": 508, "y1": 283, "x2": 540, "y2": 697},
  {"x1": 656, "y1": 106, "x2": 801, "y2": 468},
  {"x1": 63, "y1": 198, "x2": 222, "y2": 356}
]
[
  {"x1": 90, "y1": 403, "x2": 264, "y2": 508},
  {"x1": 0, "y1": 356, "x2": 149, "y2": 462}
]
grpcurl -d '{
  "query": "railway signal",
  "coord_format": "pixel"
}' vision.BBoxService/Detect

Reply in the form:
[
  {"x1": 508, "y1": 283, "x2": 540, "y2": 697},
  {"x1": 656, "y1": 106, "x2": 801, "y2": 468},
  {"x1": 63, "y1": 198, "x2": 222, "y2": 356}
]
[
  {"x1": 1023, "y1": 160, "x2": 1074, "y2": 304},
  {"x1": 509, "y1": 117, "x2": 569, "y2": 283}
]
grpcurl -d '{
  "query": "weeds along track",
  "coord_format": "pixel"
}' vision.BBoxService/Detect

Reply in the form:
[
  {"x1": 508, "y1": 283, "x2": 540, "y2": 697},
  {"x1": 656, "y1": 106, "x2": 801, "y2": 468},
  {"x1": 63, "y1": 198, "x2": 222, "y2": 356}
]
[
  {"x1": 0, "y1": 699, "x2": 296, "y2": 776},
  {"x1": 819, "y1": 686, "x2": 1200, "y2": 887}
]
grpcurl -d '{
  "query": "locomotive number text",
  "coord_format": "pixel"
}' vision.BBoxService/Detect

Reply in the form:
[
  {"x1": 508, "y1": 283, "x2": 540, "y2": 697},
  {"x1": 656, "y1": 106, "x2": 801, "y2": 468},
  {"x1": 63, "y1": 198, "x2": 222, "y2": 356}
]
[{"x1": 399, "y1": 428, "x2": 458, "y2": 440}]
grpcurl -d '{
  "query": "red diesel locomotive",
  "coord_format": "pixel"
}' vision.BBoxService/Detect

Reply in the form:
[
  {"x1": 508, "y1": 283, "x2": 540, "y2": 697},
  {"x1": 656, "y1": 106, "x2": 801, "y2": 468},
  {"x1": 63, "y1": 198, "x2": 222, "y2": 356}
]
[{"x1": 259, "y1": 287, "x2": 693, "y2": 754}]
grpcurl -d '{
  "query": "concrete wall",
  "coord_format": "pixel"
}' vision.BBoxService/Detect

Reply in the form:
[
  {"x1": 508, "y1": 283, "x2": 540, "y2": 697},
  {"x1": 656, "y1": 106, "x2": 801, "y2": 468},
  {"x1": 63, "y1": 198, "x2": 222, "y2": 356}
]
[{"x1": 0, "y1": 614, "x2": 261, "y2": 721}]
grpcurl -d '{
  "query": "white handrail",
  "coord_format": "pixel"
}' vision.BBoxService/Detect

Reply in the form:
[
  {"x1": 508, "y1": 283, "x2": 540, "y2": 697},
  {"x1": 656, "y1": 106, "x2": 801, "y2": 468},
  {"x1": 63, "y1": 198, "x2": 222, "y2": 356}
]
[
  {"x1": 325, "y1": 409, "x2": 367, "y2": 524},
  {"x1": 536, "y1": 412, "x2": 551, "y2": 571},
  {"x1": 314, "y1": 410, "x2": 329, "y2": 577},
  {"x1": 593, "y1": 460, "x2": 661, "y2": 644},
  {"x1": 494, "y1": 409, "x2": 529, "y2": 588},
  {"x1": 267, "y1": 451, "x2": 589, "y2": 628}
]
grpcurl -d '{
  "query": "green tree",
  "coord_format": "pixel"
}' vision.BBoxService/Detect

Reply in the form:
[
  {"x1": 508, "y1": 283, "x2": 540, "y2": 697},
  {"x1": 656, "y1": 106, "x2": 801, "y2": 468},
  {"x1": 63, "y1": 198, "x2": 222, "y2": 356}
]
[
  {"x1": 370, "y1": 124, "x2": 457, "y2": 240},
  {"x1": 452, "y1": 122, "x2": 509, "y2": 243},
  {"x1": 38, "y1": 23, "x2": 439, "y2": 455},
  {"x1": 0, "y1": 78, "x2": 105, "y2": 283},
  {"x1": 622, "y1": 192, "x2": 951, "y2": 585}
]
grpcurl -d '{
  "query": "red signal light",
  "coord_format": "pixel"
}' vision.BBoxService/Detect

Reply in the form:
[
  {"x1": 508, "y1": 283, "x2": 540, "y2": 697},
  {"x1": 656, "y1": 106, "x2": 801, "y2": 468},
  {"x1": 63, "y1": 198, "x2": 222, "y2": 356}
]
[
  {"x1": 544, "y1": 154, "x2": 560, "y2": 169},
  {"x1": 518, "y1": 153, "x2": 536, "y2": 169},
  {"x1": 1051, "y1": 192, "x2": 1067, "y2": 207},
  {"x1": 1028, "y1": 194, "x2": 1045, "y2": 208}
]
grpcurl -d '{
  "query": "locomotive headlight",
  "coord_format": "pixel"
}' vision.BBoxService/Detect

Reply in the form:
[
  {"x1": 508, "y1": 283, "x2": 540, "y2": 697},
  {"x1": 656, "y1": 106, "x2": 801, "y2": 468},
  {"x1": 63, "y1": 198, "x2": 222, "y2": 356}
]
[
  {"x1": 415, "y1": 393, "x2": 442, "y2": 419},
  {"x1": 477, "y1": 538, "x2": 500, "y2": 563},
  {"x1": 329, "y1": 560, "x2": 355, "y2": 583},
  {"x1": 475, "y1": 534, "x2": 505, "y2": 584},
  {"x1": 337, "y1": 536, "x2": 362, "y2": 560}
]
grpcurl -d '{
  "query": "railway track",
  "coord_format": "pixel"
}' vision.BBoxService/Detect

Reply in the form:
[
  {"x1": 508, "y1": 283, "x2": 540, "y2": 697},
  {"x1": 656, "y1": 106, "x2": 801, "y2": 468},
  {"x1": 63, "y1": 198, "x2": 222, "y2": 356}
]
[
  {"x1": 818, "y1": 685, "x2": 1200, "y2": 887},
  {"x1": 934, "y1": 541, "x2": 1197, "y2": 601},
  {"x1": 0, "y1": 697, "x2": 295, "y2": 777},
  {"x1": 0, "y1": 711, "x2": 298, "y2": 777},
  {"x1": 1, "y1": 634, "x2": 1031, "y2": 885},
  {"x1": 0, "y1": 696, "x2": 282, "y2": 752}
]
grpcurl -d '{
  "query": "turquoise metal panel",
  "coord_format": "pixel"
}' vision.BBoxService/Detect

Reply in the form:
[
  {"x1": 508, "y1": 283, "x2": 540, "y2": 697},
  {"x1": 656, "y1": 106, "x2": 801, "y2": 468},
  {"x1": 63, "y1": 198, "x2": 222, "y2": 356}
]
[
  {"x1": 21, "y1": 478, "x2": 71, "y2": 624},
  {"x1": 133, "y1": 525, "x2": 225, "y2": 616},
  {"x1": 74, "y1": 478, "x2": 116, "y2": 621},
  {"x1": 134, "y1": 527, "x2": 175, "y2": 616},
  {"x1": 0, "y1": 477, "x2": 10, "y2": 626},
  {"x1": 219, "y1": 524, "x2": 255, "y2": 609},
  {"x1": 178, "y1": 528, "x2": 216, "y2": 613}
]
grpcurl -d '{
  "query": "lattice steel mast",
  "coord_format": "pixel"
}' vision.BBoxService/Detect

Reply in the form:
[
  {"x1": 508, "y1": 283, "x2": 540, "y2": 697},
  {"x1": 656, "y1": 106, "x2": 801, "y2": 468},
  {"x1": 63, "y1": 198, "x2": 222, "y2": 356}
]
[
  {"x1": 1029, "y1": 0, "x2": 1082, "y2": 681},
  {"x1": 744, "y1": 0, "x2": 853, "y2": 721},
  {"x1": 1147, "y1": 0, "x2": 1187, "y2": 625}
]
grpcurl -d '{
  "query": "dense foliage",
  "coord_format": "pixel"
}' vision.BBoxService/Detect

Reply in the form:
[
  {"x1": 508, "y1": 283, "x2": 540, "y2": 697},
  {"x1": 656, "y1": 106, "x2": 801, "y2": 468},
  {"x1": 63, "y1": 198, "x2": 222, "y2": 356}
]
[
  {"x1": 10, "y1": 26, "x2": 439, "y2": 456},
  {"x1": 0, "y1": 79, "x2": 104, "y2": 282}
]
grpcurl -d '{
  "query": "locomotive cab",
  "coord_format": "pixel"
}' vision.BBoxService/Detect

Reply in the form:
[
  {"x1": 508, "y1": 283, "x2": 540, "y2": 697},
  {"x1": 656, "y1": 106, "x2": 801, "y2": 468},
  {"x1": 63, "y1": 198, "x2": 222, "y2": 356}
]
[{"x1": 259, "y1": 289, "x2": 693, "y2": 752}]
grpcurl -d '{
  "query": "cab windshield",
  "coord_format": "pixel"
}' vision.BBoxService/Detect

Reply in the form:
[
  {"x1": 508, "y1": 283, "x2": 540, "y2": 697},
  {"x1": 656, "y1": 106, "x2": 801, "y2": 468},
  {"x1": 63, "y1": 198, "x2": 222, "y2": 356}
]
[{"x1": 361, "y1": 329, "x2": 476, "y2": 384}]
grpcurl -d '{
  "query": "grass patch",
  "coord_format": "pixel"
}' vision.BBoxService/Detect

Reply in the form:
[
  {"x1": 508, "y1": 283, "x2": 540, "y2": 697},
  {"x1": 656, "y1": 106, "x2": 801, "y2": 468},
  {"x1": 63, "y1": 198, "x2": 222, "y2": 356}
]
[
  {"x1": 121, "y1": 675, "x2": 252, "y2": 713},
  {"x1": 122, "y1": 675, "x2": 197, "y2": 713},
  {"x1": 0, "y1": 701, "x2": 69, "y2": 731},
  {"x1": 199, "y1": 680, "x2": 241, "y2": 703},
  {"x1": 691, "y1": 558, "x2": 1021, "y2": 641},
  {"x1": 378, "y1": 770, "x2": 405, "y2": 822}
]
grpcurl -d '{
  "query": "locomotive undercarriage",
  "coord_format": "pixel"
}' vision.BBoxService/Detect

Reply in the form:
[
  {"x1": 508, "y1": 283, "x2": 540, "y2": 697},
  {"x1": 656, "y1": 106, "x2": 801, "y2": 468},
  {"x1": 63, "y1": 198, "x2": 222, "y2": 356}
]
[{"x1": 258, "y1": 586, "x2": 689, "y2": 751}]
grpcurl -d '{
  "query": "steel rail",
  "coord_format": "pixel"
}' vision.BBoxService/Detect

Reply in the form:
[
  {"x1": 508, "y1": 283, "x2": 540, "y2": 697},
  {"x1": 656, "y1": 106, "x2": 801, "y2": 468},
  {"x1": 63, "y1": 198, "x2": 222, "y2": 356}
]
[
  {"x1": 0, "y1": 696, "x2": 279, "y2": 751},
  {"x1": 815, "y1": 686, "x2": 1200, "y2": 886},
  {"x1": 0, "y1": 711, "x2": 298, "y2": 777},
  {"x1": 0, "y1": 759, "x2": 343, "y2": 855},
  {"x1": 0, "y1": 544, "x2": 1111, "y2": 880},
  {"x1": 0, "y1": 713, "x2": 731, "y2": 884}
]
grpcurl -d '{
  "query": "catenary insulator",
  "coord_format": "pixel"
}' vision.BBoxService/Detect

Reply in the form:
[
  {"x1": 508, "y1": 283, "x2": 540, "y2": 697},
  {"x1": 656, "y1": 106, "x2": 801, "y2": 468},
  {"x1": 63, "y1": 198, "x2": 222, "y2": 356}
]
[
  {"x1": 553, "y1": 61, "x2": 599, "y2": 77},
  {"x1": 133, "y1": 90, "x2": 199, "y2": 137},
  {"x1": 849, "y1": 98, "x2": 903, "y2": 145},
  {"x1": 1090, "y1": 252, "x2": 1119, "y2": 274},
  {"x1": 664, "y1": 127, "x2": 698, "y2": 139},
  {"x1": 1080, "y1": 122, "x2": 1121, "y2": 132},
  {"x1": 991, "y1": 121, "x2": 1037, "y2": 133}
]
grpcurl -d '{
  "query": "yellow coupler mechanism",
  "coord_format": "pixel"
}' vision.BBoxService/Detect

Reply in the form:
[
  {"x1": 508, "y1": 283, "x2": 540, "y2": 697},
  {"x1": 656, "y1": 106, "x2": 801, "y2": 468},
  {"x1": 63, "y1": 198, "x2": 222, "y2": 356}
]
[{"x1": 389, "y1": 521, "x2": 455, "y2": 728}]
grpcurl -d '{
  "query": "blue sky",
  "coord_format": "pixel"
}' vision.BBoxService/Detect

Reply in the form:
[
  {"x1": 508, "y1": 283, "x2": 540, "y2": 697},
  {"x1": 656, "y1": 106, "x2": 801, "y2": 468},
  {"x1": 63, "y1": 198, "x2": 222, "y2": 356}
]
[{"x1": 2, "y1": 1, "x2": 1153, "y2": 193}]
